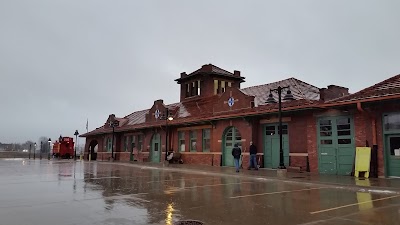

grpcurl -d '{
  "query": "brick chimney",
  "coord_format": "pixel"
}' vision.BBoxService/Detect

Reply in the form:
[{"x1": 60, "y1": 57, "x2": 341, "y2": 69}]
[{"x1": 320, "y1": 85, "x2": 349, "y2": 101}]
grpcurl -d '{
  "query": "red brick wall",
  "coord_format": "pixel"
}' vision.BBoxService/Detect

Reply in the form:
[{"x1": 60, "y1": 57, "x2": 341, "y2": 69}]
[
  {"x1": 116, "y1": 152, "x2": 131, "y2": 161},
  {"x1": 288, "y1": 113, "x2": 309, "y2": 154},
  {"x1": 213, "y1": 87, "x2": 254, "y2": 114},
  {"x1": 290, "y1": 156, "x2": 308, "y2": 170},
  {"x1": 306, "y1": 113, "x2": 318, "y2": 173},
  {"x1": 181, "y1": 153, "x2": 221, "y2": 166}
]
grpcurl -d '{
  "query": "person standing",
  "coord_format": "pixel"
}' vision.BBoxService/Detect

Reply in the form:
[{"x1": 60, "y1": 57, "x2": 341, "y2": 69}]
[
  {"x1": 232, "y1": 143, "x2": 242, "y2": 172},
  {"x1": 248, "y1": 141, "x2": 258, "y2": 170}
]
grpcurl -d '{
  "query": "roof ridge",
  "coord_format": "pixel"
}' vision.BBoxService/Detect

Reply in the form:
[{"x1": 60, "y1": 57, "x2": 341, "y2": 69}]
[
  {"x1": 241, "y1": 77, "x2": 317, "y2": 91},
  {"x1": 209, "y1": 64, "x2": 234, "y2": 75},
  {"x1": 289, "y1": 78, "x2": 307, "y2": 99},
  {"x1": 327, "y1": 74, "x2": 400, "y2": 102}
]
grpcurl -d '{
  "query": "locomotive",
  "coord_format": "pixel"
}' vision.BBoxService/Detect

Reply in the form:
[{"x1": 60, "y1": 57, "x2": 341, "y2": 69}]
[{"x1": 52, "y1": 136, "x2": 75, "y2": 159}]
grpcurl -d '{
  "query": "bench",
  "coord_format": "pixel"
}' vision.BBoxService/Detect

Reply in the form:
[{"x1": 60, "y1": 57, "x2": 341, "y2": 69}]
[{"x1": 169, "y1": 152, "x2": 183, "y2": 164}]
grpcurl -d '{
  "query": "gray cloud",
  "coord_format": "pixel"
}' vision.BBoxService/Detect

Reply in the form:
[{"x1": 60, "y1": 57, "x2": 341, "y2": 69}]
[{"x1": 1, "y1": 0, "x2": 399, "y2": 143}]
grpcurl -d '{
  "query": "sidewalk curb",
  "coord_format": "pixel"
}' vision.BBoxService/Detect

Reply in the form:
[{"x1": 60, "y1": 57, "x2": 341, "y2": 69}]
[{"x1": 95, "y1": 161, "x2": 400, "y2": 195}]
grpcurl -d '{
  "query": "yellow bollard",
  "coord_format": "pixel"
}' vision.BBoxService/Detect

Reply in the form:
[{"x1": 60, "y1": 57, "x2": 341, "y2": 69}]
[{"x1": 89, "y1": 154, "x2": 91, "y2": 162}]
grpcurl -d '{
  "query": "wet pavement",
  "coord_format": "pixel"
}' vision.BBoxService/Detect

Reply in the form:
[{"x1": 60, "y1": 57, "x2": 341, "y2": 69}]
[{"x1": 0, "y1": 159, "x2": 400, "y2": 225}]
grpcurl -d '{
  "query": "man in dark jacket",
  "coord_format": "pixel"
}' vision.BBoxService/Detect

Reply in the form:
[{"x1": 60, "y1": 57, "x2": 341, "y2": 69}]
[
  {"x1": 248, "y1": 141, "x2": 258, "y2": 170},
  {"x1": 231, "y1": 143, "x2": 241, "y2": 172}
]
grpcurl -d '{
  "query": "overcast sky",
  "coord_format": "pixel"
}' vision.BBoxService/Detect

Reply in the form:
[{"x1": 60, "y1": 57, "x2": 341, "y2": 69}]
[{"x1": 1, "y1": 0, "x2": 399, "y2": 144}]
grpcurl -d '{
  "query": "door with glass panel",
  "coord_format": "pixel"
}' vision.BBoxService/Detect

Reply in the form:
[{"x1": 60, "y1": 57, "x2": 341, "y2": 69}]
[
  {"x1": 383, "y1": 113, "x2": 400, "y2": 177},
  {"x1": 318, "y1": 116, "x2": 355, "y2": 175},
  {"x1": 150, "y1": 133, "x2": 161, "y2": 162},
  {"x1": 264, "y1": 124, "x2": 289, "y2": 169},
  {"x1": 223, "y1": 127, "x2": 242, "y2": 167}
]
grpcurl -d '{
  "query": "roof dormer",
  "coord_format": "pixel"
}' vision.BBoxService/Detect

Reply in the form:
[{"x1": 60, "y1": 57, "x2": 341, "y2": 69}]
[{"x1": 175, "y1": 64, "x2": 245, "y2": 102}]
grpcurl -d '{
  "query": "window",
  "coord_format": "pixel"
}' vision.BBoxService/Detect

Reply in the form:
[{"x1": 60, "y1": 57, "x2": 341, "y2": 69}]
[
  {"x1": 228, "y1": 82, "x2": 232, "y2": 87},
  {"x1": 278, "y1": 125, "x2": 288, "y2": 135},
  {"x1": 202, "y1": 129, "x2": 211, "y2": 152},
  {"x1": 138, "y1": 135, "x2": 143, "y2": 151},
  {"x1": 131, "y1": 135, "x2": 136, "y2": 151},
  {"x1": 124, "y1": 136, "x2": 129, "y2": 152},
  {"x1": 107, "y1": 138, "x2": 112, "y2": 152},
  {"x1": 337, "y1": 118, "x2": 351, "y2": 136},
  {"x1": 186, "y1": 83, "x2": 190, "y2": 97},
  {"x1": 178, "y1": 131, "x2": 185, "y2": 152},
  {"x1": 214, "y1": 80, "x2": 218, "y2": 95},
  {"x1": 384, "y1": 114, "x2": 400, "y2": 131},
  {"x1": 389, "y1": 136, "x2": 400, "y2": 156},
  {"x1": 321, "y1": 140, "x2": 333, "y2": 145},
  {"x1": 266, "y1": 126, "x2": 275, "y2": 135},
  {"x1": 320, "y1": 120, "x2": 332, "y2": 137},
  {"x1": 190, "y1": 131, "x2": 197, "y2": 152},
  {"x1": 191, "y1": 81, "x2": 196, "y2": 96},
  {"x1": 221, "y1": 81, "x2": 226, "y2": 93},
  {"x1": 197, "y1": 80, "x2": 201, "y2": 96}
]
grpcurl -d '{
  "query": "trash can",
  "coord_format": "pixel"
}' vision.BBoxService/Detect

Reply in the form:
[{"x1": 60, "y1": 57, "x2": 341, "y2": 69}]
[{"x1": 174, "y1": 220, "x2": 204, "y2": 225}]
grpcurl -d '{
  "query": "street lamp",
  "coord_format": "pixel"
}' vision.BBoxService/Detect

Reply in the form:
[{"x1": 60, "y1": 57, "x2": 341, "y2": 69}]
[
  {"x1": 74, "y1": 130, "x2": 79, "y2": 160},
  {"x1": 34, "y1": 143, "x2": 36, "y2": 159},
  {"x1": 266, "y1": 86, "x2": 295, "y2": 169},
  {"x1": 48, "y1": 138, "x2": 51, "y2": 160},
  {"x1": 161, "y1": 108, "x2": 174, "y2": 161},
  {"x1": 40, "y1": 141, "x2": 43, "y2": 160},
  {"x1": 109, "y1": 120, "x2": 119, "y2": 160}
]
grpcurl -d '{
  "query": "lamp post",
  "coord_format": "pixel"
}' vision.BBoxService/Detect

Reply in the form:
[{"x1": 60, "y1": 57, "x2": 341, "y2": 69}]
[
  {"x1": 33, "y1": 143, "x2": 36, "y2": 159},
  {"x1": 162, "y1": 108, "x2": 174, "y2": 161},
  {"x1": 48, "y1": 138, "x2": 51, "y2": 160},
  {"x1": 29, "y1": 144, "x2": 31, "y2": 159},
  {"x1": 266, "y1": 86, "x2": 295, "y2": 169},
  {"x1": 40, "y1": 141, "x2": 43, "y2": 160},
  {"x1": 109, "y1": 120, "x2": 119, "y2": 160},
  {"x1": 74, "y1": 130, "x2": 79, "y2": 160}
]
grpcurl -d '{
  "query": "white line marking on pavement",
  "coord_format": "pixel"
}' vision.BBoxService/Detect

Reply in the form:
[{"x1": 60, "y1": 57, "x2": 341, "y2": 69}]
[
  {"x1": 90, "y1": 176, "x2": 120, "y2": 180},
  {"x1": 230, "y1": 187, "x2": 324, "y2": 199},
  {"x1": 147, "y1": 177, "x2": 216, "y2": 184},
  {"x1": 166, "y1": 181, "x2": 254, "y2": 193},
  {"x1": 310, "y1": 194, "x2": 400, "y2": 214}
]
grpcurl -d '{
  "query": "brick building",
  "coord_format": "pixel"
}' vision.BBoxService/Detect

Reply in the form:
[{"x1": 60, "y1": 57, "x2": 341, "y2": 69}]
[{"x1": 81, "y1": 64, "x2": 400, "y2": 178}]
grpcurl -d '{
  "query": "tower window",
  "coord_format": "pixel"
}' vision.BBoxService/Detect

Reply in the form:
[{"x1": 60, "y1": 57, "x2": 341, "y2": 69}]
[
  {"x1": 221, "y1": 81, "x2": 226, "y2": 93},
  {"x1": 197, "y1": 80, "x2": 201, "y2": 96},
  {"x1": 214, "y1": 80, "x2": 218, "y2": 95}
]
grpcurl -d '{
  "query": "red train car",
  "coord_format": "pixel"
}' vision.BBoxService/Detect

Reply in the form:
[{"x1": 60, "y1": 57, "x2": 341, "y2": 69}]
[{"x1": 53, "y1": 137, "x2": 75, "y2": 159}]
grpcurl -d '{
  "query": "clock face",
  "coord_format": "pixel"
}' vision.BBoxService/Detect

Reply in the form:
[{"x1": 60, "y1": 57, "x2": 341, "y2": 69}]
[{"x1": 155, "y1": 109, "x2": 160, "y2": 119}]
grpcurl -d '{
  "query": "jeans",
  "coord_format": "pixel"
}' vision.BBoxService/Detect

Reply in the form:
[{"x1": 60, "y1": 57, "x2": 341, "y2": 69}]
[
  {"x1": 234, "y1": 158, "x2": 240, "y2": 171},
  {"x1": 249, "y1": 154, "x2": 258, "y2": 169}
]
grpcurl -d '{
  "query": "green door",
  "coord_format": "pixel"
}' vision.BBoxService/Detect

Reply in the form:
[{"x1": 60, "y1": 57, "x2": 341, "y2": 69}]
[
  {"x1": 386, "y1": 135, "x2": 400, "y2": 177},
  {"x1": 150, "y1": 133, "x2": 161, "y2": 162},
  {"x1": 264, "y1": 124, "x2": 289, "y2": 169},
  {"x1": 318, "y1": 116, "x2": 355, "y2": 175},
  {"x1": 223, "y1": 127, "x2": 242, "y2": 167}
]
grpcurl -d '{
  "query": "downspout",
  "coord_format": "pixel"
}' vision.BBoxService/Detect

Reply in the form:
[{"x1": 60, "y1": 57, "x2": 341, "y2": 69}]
[{"x1": 357, "y1": 102, "x2": 378, "y2": 177}]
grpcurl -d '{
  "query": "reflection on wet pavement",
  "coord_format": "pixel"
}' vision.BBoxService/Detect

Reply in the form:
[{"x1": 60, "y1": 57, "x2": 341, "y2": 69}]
[{"x1": 0, "y1": 159, "x2": 400, "y2": 225}]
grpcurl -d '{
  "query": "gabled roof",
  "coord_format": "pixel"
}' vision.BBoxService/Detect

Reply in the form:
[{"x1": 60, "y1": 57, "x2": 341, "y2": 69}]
[
  {"x1": 327, "y1": 74, "x2": 400, "y2": 103},
  {"x1": 240, "y1": 77, "x2": 320, "y2": 106}
]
